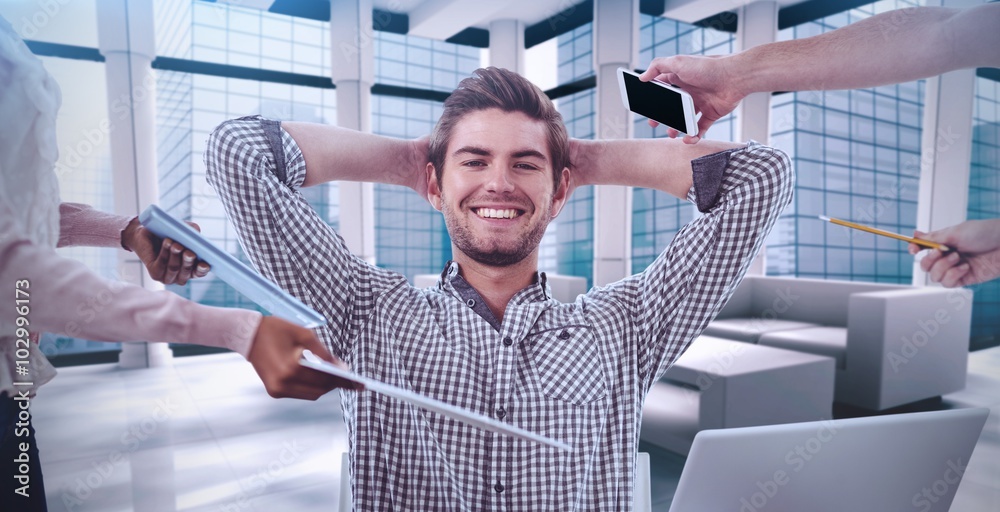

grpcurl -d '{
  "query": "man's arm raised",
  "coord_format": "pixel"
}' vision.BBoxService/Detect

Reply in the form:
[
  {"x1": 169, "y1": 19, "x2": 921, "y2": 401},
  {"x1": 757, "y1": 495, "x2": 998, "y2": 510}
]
[
  {"x1": 205, "y1": 117, "x2": 412, "y2": 362},
  {"x1": 576, "y1": 137, "x2": 794, "y2": 391},
  {"x1": 282, "y1": 122, "x2": 429, "y2": 197},
  {"x1": 569, "y1": 136, "x2": 742, "y2": 198}
]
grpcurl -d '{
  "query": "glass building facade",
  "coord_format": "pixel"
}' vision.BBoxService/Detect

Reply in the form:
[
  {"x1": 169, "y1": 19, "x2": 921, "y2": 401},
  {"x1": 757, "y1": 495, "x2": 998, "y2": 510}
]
[
  {"x1": 969, "y1": 77, "x2": 1000, "y2": 349},
  {"x1": 552, "y1": 24, "x2": 596, "y2": 283},
  {"x1": 154, "y1": 0, "x2": 339, "y2": 315},
  {"x1": 767, "y1": 0, "x2": 924, "y2": 283}
]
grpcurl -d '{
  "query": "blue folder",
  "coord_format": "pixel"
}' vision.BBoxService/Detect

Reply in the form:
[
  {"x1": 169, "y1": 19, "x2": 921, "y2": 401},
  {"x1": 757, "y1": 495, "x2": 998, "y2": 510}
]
[{"x1": 139, "y1": 205, "x2": 327, "y2": 328}]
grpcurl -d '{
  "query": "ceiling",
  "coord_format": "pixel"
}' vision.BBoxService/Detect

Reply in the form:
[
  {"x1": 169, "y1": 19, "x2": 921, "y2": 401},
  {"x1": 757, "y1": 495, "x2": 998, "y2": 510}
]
[{"x1": 213, "y1": 0, "x2": 844, "y2": 45}]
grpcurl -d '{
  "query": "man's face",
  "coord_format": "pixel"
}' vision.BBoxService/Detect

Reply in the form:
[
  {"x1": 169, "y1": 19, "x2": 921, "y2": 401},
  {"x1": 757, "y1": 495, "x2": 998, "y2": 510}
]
[{"x1": 427, "y1": 108, "x2": 569, "y2": 268}]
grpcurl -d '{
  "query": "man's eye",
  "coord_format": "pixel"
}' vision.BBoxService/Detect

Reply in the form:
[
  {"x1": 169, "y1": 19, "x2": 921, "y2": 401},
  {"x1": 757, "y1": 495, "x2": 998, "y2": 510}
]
[
  {"x1": 463, "y1": 160, "x2": 485, "y2": 167},
  {"x1": 516, "y1": 163, "x2": 540, "y2": 170}
]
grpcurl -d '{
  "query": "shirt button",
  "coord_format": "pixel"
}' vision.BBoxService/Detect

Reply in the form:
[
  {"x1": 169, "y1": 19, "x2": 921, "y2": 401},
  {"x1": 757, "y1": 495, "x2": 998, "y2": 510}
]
[
  {"x1": 496, "y1": 407, "x2": 506, "y2": 419},
  {"x1": 558, "y1": 330, "x2": 570, "y2": 340},
  {"x1": 466, "y1": 298, "x2": 476, "y2": 308},
  {"x1": 503, "y1": 336, "x2": 513, "y2": 347},
  {"x1": 494, "y1": 481, "x2": 505, "y2": 493}
]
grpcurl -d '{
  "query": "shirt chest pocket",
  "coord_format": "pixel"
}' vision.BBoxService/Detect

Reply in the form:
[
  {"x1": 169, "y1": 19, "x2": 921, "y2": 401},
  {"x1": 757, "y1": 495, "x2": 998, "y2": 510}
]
[{"x1": 523, "y1": 326, "x2": 607, "y2": 405}]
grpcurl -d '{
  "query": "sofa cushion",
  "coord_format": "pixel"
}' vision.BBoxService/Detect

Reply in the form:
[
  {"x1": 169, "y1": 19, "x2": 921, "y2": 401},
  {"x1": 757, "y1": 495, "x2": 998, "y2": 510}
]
[
  {"x1": 759, "y1": 327, "x2": 848, "y2": 370},
  {"x1": 703, "y1": 317, "x2": 822, "y2": 343}
]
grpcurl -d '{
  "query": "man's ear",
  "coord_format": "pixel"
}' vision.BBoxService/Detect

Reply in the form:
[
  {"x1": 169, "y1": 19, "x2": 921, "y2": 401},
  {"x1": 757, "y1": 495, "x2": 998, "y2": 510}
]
[
  {"x1": 550, "y1": 167, "x2": 571, "y2": 218},
  {"x1": 426, "y1": 162, "x2": 442, "y2": 211}
]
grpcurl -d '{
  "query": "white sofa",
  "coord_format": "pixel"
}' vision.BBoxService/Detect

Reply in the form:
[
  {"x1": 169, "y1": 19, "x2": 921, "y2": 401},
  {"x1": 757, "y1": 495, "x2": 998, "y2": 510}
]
[
  {"x1": 703, "y1": 276, "x2": 973, "y2": 410},
  {"x1": 642, "y1": 336, "x2": 835, "y2": 455}
]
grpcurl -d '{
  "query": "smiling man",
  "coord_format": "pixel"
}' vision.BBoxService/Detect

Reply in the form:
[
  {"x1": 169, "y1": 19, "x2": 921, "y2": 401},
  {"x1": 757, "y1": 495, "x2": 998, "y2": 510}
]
[{"x1": 206, "y1": 67, "x2": 792, "y2": 510}]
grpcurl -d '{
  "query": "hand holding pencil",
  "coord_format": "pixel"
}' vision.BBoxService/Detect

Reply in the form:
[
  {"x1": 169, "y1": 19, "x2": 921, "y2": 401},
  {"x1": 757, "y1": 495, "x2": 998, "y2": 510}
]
[
  {"x1": 820, "y1": 216, "x2": 951, "y2": 252},
  {"x1": 819, "y1": 217, "x2": 1000, "y2": 288},
  {"x1": 907, "y1": 219, "x2": 1000, "y2": 288}
]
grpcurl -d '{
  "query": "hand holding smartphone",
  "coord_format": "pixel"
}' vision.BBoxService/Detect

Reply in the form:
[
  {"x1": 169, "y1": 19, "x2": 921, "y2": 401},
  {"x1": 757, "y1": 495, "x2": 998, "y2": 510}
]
[{"x1": 617, "y1": 67, "x2": 698, "y2": 136}]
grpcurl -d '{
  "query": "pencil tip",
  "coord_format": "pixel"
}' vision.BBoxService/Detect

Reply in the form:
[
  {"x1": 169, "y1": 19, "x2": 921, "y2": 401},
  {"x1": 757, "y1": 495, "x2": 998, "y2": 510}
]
[{"x1": 818, "y1": 215, "x2": 830, "y2": 221}]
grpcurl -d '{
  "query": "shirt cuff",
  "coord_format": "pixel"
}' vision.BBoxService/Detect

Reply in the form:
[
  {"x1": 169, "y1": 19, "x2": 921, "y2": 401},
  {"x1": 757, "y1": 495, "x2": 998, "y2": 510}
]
[{"x1": 687, "y1": 141, "x2": 759, "y2": 213}]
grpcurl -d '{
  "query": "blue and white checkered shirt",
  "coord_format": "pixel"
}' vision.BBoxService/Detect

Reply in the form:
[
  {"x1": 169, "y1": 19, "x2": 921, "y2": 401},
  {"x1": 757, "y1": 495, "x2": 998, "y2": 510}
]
[{"x1": 205, "y1": 115, "x2": 793, "y2": 511}]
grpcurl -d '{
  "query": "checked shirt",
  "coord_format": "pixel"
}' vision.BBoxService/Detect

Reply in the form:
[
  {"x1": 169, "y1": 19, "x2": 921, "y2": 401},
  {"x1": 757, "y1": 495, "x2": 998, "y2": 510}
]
[{"x1": 205, "y1": 115, "x2": 793, "y2": 511}]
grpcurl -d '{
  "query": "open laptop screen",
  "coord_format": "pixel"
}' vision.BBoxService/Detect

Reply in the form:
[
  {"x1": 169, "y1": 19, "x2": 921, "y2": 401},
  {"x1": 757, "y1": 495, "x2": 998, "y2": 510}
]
[{"x1": 669, "y1": 408, "x2": 988, "y2": 512}]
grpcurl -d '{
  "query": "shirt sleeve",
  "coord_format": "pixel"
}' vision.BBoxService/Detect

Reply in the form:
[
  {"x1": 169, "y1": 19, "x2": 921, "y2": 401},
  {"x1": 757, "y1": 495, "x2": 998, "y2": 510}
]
[
  {"x1": 0, "y1": 207, "x2": 261, "y2": 358},
  {"x1": 57, "y1": 202, "x2": 131, "y2": 248},
  {"x1": 204, "y1": 116, "x2": 401, "y2": 361},
  {"x1": 587, "y1": 141, "x2": 794, "y2": 391}
]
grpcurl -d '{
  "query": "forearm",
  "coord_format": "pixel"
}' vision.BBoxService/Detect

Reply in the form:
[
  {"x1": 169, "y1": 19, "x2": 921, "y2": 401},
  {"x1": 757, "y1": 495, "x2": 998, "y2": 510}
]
[
  {"x1": 571, "y1": 137, "x2": 741, "y2": 199},
  {"x1": 281, "y1": 121, "x2": 425, "y2": 189},
  {"x1": 731, "y1": 5, "x2": 1000, "y2": 96},
  {"x1": 1, "y1": 221, "x2": 260, "y2": 356},
  {"x1": 57, "y1": 202, "x2": 131, "y2": 249},
  {"x1": 206, "y1": 116, "x2": 374, "y2": 360}
]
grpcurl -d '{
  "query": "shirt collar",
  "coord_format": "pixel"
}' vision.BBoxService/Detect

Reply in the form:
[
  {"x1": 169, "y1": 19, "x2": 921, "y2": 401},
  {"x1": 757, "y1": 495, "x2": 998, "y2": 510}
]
[{"x1": 437, "y1": 260, "x2": 550, "y2": 304}]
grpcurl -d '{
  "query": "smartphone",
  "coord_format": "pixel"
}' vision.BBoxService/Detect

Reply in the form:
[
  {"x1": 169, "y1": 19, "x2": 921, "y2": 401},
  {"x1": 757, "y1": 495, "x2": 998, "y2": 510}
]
[{"x1": 617, "y1": 67, "x2": 698, "y2": 136}]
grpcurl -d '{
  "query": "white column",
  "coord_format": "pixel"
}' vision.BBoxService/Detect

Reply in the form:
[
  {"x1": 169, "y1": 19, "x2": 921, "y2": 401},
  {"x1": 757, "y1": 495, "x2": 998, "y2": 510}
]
[
  {"x1": 912, "y1": 0, "x2": 977, "y2": 286},
  {"x1": 331, "y1": 0, "x2": 376, "y2": 264},
  {"x1": 735, "y1": 1, "x2": 778, "y2": 276},
  {"x1": 591, "y1": 0, "x2": 639, "y2": 286},
  {"x1": 489, "y1": 19, "x2": 525, "y2": 74},
  {"x1": 913, "y1": 69, "x2": 975, "y2": 286},
  {"x1": 97, "y1": 0, "x2": 173, "y2": 368}
]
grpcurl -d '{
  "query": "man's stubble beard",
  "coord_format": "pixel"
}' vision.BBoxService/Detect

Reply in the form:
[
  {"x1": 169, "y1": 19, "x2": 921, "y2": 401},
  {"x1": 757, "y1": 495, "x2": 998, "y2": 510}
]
[{"x1": 440, "y1": 193, "x2": 551, "y2": 268}]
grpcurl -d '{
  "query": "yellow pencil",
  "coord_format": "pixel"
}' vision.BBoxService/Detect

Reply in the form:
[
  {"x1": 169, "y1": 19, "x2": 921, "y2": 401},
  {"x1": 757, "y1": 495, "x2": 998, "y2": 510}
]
[{"x1": 818, "y1": 216, "x2": 951, "y2": 252}]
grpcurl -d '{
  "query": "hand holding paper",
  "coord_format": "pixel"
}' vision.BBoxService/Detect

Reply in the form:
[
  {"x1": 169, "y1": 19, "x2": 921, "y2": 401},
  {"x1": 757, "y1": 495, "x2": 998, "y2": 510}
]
[{"x1": 300, "y1": 350, "x2": 572, "y2": 452}]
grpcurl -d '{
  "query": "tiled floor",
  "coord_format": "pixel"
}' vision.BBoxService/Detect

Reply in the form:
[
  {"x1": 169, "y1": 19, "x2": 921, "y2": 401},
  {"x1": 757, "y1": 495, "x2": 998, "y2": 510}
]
[{"x1": 29, "y1": 348, "x2": 1000, "y2": 511}]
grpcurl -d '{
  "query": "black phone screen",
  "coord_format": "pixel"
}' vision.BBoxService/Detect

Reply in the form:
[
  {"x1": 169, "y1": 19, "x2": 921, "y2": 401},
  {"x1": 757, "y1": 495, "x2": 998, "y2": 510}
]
[{"x1": 622, "y1": 72, "x2": 688, "y2": 132}]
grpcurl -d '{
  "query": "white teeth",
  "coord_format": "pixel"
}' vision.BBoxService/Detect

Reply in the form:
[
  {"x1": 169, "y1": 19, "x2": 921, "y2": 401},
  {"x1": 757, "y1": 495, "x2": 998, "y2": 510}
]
[{"x1": 476, "y1": 208, "x2": 519, "y2": 219}]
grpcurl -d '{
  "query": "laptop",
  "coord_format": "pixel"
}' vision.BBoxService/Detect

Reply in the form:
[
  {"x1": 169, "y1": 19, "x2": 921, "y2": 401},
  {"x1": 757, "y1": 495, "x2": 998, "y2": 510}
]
[{"x1": 668, "y1": 407, "x2": 989, "y2": 512}]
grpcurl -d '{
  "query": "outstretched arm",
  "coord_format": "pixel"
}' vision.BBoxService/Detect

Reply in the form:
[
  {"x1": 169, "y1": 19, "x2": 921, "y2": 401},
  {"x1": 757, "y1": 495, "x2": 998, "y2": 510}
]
[{"x1": 640, "y1": 3, "x2": 1000, "y2": 142}]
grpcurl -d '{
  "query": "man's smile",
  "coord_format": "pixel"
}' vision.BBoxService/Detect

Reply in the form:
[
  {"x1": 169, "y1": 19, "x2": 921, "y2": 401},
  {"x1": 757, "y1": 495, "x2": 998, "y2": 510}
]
[{"x1": 473, "y1": 207, "x2": 525, "y2": 220}]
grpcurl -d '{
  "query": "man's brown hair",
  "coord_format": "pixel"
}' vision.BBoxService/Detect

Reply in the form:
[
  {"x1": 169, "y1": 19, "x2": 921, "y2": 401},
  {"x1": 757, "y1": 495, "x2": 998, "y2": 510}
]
[{"x1": 428, "y1": 67, "x2": 570, "y2": 190}]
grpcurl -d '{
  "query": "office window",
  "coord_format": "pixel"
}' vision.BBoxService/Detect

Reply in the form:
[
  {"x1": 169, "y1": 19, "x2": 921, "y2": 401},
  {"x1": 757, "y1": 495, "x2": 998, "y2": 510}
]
[
  {"x1": 376, "y1": 32, "x2": 477, "y2": 93},
  {"x1": 767, "y1": 0, "x2": 924, "y2": 283},
  {"x1": 155, "y1": 0, "x2": 330, "y2": 77},
  {"x1": 553, "y1": 23, "x2": 597, "y2": 285},
  {"x1": 632, "y1": 15, "x2": 737, "y2": 272},
  {"x1": 157, "y1": 70, "x2": 338, "y2": 313},
  {"x1": 968, "y1": 77, "x2": 1000, "y2": 350},
  {"x1": 558, "y1": 23, "x2": 593, "y2": 84},
  {"x1": 154, "y1": 1, "x2": 338, "y2": 314}
]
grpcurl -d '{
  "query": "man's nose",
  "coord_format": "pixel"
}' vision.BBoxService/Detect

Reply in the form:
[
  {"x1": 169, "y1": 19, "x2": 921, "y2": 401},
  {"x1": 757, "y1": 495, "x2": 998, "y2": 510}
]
[{"x1": 484, "y1": 165, "x2": 516, "y2": 193}]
